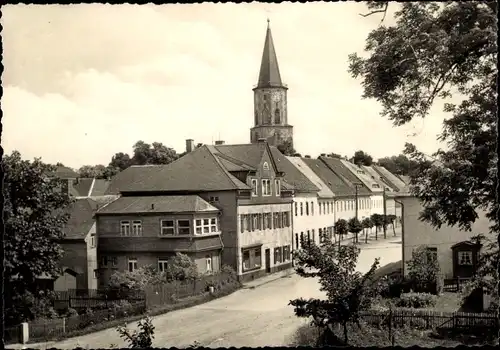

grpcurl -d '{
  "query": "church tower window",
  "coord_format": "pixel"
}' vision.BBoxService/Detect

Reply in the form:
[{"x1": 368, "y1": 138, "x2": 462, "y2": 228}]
[
  {"x1": 274, "y1": 108, "x2": 281, "y2": 124},
  {"x1": 254, "y1": 111, "x2": 259, "y2": 125}
]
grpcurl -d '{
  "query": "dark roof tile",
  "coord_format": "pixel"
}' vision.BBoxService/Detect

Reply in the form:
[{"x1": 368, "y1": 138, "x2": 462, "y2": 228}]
[{"x1": 269, "y1": 148, "x2": 319, "y2": 192}]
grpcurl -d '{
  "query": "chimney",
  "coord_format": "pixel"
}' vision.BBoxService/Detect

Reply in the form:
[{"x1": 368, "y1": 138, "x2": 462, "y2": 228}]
[
  {"x1": 215, "y1": 140, "x2": 225, "y2": 145},
  {"x1": 305, "y1": 155, "x2": 311, "y2": 159},
  {"x1": 151, "y1": 203, "x2": 155, "y2": 210},
  {"x1": 257, "y1": 138, "x2": 267, "y2": 143},
  {"x1": 186, "y1": 139, "x2": 194, "y2": 153},
  {"x1": 320, "y1": 153, "x2": 326, "y2": 157}
]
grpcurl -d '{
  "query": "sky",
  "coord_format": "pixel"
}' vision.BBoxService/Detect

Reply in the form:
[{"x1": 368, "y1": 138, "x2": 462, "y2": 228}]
[{"x1": 2, "y1": 2, "x2": 450, "y2": 169}]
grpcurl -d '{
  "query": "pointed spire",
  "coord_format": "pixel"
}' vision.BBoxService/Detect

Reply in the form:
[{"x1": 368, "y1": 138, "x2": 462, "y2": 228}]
[{"x1": 256, "y1": 19, "x2": 284, "y2": 89}]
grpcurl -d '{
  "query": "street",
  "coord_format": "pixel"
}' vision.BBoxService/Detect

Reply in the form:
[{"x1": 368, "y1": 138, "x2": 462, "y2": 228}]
[{"x1": 23, "y1": 234, "x2": 402, "y2": 349}]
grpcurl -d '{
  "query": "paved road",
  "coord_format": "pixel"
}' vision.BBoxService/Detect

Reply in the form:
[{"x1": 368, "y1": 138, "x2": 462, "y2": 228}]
[{"x1": 23, "y1": 234, "x2": 402, "y2": 349}]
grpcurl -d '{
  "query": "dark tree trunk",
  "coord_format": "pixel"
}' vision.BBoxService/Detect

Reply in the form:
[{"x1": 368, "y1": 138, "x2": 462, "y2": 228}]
[
  {"x1": 392, "y1": 222, "x2": 396, "y2": 236},
  {"x1": 365, "y1": 229, "x2": 368, "y2": 244},
  {"x1": 343, "y1": 322, "x2": 348, "y2": 344}
]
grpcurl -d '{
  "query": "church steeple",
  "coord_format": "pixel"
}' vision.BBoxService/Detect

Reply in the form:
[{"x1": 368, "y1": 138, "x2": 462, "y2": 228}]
[
  {"x1": 256, "y1": 19, "x2": 284, "y2": 89},
  {"x1": 250, "y1": 20, "x2": 293, "y2": 150}
]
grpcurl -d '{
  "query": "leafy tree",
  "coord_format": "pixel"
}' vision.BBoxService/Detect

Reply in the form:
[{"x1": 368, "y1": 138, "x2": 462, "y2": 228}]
[
  {"x1": 131, "y1": 140, "x2": 179, "y2": 166},
  {"x1": 117, "y1": 316, "x2": 155, "y2": 348},
  {"x1": 407, "y1": 245, "x2": 441, "y2": 293},
  {"x1": 350, "y1": 1, "x2": 498, "y2": 299},
  {"x1": 377, "y1": 154, "x2": 419, "y2": 176},
  {"x1": 110, "y1": 152, "x2": 133, "y2": 171},
  {"x1": 289, "y1": 238, "x2": 380, "y2": 344},
  {"x1": 370, "y1": 214, "x2": 384, "y2": 241},
  {"x1": 386, "y1": 214, "x2": 397, "y2": 236},
  {"x1": 361, "y1": 217, "x2": 373, "y2": 244},
  {"x1": 327, "y1": 153, "x2": 342, "y2": 159},
  {"x1": 347, "y1": 217, "x2": 363, "y2": 244},
  {"x1": 4, "y1": 151, "x2": 73, "y2": 325},
  {"x1": 78, "y1": 164, "x2": 119, "y2": 179},
  {"x1": 164, "y1": 253, "x2": 199, "y2": 281},
  {"x1": 351, "y1": 150, "x2": 373, "y2": 166},
  {"x1": 334, "y1": 219, "x2": 349, "y2": 247},
  {"x1": 277, "y1": 140, "x2": 296, "y2": 156}
]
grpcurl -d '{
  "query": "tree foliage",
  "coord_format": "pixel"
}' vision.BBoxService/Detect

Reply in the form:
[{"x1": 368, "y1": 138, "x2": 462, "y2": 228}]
[
  {"x1": 277, "y1": 140, "x2": 296, "y2": 156},
  {"x1": 78, "y1": 164, "x2": 119, "y2": 179},
  {"x1": 351, "y1": 150, "x2": 373, "y2": 166},
  {"x1": 334, "y1": 219, "x2": 349, "y2": 242},
  {"x1": 289, "y1": 238, "x2": 380, "y2": 344},
  {"x1": 109, "y1": 152, "x2": 133, "y2": 171},
  {"x1": 132, "y1": 140, "x2": 179, "y2": 166},
  {"x1": 351, "y1": 0, "x2": 498, "y2": 300},
  {"x1": 377, "y1": 154, "x2": 418, "y2": 176},
  {"x1": 348, "y1": 217, "x2": 363, "y2": 244},
  {"x1": 407, "y1": 246, "x2": 441, "y2": 290},
  {"x1": 361, "y1": 217, "x2": 374, "y2": 243},
  {"x1": 117, "y1": 316, "x2": 155, "y2": 348},
  {"x1": 4, "y1": 151, "x2": 73, "y2": 324}
]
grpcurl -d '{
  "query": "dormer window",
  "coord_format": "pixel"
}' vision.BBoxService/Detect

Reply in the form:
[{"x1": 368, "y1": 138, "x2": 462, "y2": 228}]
[
  {"x1": 372, "y1": 184, "x2": 380, "y2": 189},
  {"x1": 275, "y1": 179, "x2": 281, "y2": 196},
  {"x1": 263, "y1": 162, "x2": 270, "y2": 171},
  {"x1": 357, "y1": 170, "x2": 365, "y2": 175},
  {"x1": 262, "y1": 179, "x2": 271, "y2": 196}
]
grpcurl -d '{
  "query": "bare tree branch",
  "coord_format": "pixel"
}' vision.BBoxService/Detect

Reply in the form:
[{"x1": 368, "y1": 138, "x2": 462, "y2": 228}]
[{"x1": 359, "y1": 3, "x2": 389, "y2": 25}]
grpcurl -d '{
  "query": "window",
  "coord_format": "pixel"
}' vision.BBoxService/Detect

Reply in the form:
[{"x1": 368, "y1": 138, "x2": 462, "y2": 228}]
[
  {"x1": 263, "y1": 162, "x2": 270, "y2": 171},
  {"x1": 357, "y1": 170, "x2": 365, "y2": 174},
  {"x1": 283, "y1": 245, "x2": 291, "y2": 261},
  {"x1": 206, "y1": 256, "x2": 212, "y2": 272},
  {"x1": 319, "y1": 228, "x2": 323, "y2": 243},
  {"x1": 300, "y1": 202, "x2": 304, "y2": 216},
  {"x1": 458, "y1": 251, "x2": 473, "y2": 265},
  {"x1": 160, "y1": 220, "x2": 175, "y2": 235},
  {"x1": 195, "y1": 218, "x2": 217, "y2": 234},
  {"x1": 240, "y1": 215, "x2": 245, "y2": 233},
  {"x1": 312, "y1": 229, "x2": 315, "y2": 244},
  {"x1": 132, "y1": 220, "x2": 142, "y2": 236},
  {"x1": 101, "y1": 256, "x2": 108, "y2": 267},
  {"x1": 258, "y1": 214, "x2": 263, "y2": 230},
  {"x1": 274, "y1": 108, "x2": 281, "y2": 124},
  {"x1": 158, "y1": 259, "x2": 168, "y2": 272},
  {"x1": 262, "y1": 179, "x2": 271, "y2": 196},
  {"x1": 295, "y1": 233, "x2": 299, "y2": 250},
  {"x1": 274, "y1": 247, "x2": 282, "y2": 264},
  {"x1": 283, "y1": 212, "x2": 290, "y2": 227},
  {"x1": 252, "y1": 214, "x2": 259, "y2": 231},
  {"x1": 209, "y1": 196, "x2": 219, "y2": 203},
  {"x1": 273, "y1": 212, "x2": 280, "y2": 229},
  {"x1": 307, "y1": 230, "x2": 311, "y2": 244},
  {"x1": 294, "y1": 202, "x2": 298, "y2": 216},
  {"x1": 251, "y1": 179, "x2": 258, "y2": 196},
  {"x1": 311, "y1": 202, "x2": 314, "y2": 215},
  {"x1": 242, "y1": 247, "x2": 262, "y2": 271},
  {"x1": 177, "y1": 220, "x2": 191, "y2": 235},
  {"x1": 275, "y1": 179, "x2": 281, "y2": 196},
  {"x1": 300, "y1": 232, "x2": 304, "y2": 245},
  {"x1": 120, "y1": 221, "x2": 131, "y2": 236},
  {"x1": 372, "y1": 184, "x2": 380, "y2": 188},
  {"x1": 128, "y1": 258, "x2": 138, "y2": 272},
  {"x1": 93, "y1": 270, "x2": 99, "y2": 279},
  {"x1": 90, "y1": 234, "x2": 96, "y2": 248},
  {"x1": 264, "y1": 213, "x2": 272, "y2": 229},
  {"x1": 111, "y1": 256, "x2": 117, "y2": 267},
  {"x1": 319, "y1": 203, "x2": 322, "y2": 215},
  {"x1": 306, "y1": 202, "x2": 309, "y2": 215}
]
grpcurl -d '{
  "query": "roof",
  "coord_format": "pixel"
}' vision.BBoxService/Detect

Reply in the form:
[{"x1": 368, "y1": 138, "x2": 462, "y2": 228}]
[
  {"x1": 372, "y1": 165, "x2": 408, "y2": 191},
  {"x1": 63, "y1": 198, "x2": 98, "y2": 239},
  {"x1": 108, "y1": 146, "x2": 250, "y2": 193},
  {"x1": 96, "y1": 195, "x2": 219, "y2": 215},
  {"x1": 71, "y1": 178, "x2": 94, "y2": 197},
  {"x1": 51, "y1": 166, "x2": 79, "y2": 179},
  {"x1": 319, "y1": 157, "x2": 372, "y2": 195},
  {"x1": 301, "y1": 158, "x2": 354, "y2": 196},
  {"x1": 213, "y1": 144, "x2": 266, "y2": 169},
  {"x1": 398, "y1": 175, "x2": 411, "y2": 185},
  {"x1": 256, "y1": 21, "x2": 285, "y2": 88},
  {"x1": 286, "y1": 156, "x2": 333, "y2": 197},
  {"x1": 264, "y1": 149, "x2": 318, "y2": 193},
  {"x1": 340, "y1": 160, "x2": 384, "y2": 193}
]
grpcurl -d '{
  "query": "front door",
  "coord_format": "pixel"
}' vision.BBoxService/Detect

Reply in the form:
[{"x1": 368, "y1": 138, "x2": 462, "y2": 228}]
[{"x1": 265, "y1": 248, "x2": 271, "y2": 273}]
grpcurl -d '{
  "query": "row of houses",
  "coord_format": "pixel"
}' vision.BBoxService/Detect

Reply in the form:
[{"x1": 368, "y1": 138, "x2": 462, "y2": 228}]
[{"x1": 49, "y1": 140, "x2": 411, "y2": 290}]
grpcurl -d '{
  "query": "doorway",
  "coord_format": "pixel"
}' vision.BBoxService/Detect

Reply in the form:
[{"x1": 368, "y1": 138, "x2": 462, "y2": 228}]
[{"x1": 265, "y1": 248, "x2": 271, "y2": 273}]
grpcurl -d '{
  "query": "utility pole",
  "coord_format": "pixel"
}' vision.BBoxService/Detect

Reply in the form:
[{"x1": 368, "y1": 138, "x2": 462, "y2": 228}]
[{"x1": 381, "y1": 178, "x2": 387, "y2": 239}]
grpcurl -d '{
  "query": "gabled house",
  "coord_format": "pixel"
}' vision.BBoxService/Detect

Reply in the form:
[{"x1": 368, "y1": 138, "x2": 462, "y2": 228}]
[
  {"x1": 396, "y1": 194, "x2": 488, "y2": 280},
  {"x1": 286, "y1": 156, "x2": 336, "y2": 248},
  {"x1": 102, "y1": 140, "x2": 294, "y2": 282},
  {"x1": 318, "y1": 156, "x2": 373, "y2": 221}
]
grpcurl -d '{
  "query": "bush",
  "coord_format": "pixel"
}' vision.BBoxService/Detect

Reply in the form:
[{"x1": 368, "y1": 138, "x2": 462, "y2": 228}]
[
  {"x1": 117, "y1": 316, "x2": 155, "y2": 348},
  {"x1": 289, "y1": 323, "x2": 322, "y2": 346},
  {"x1": 396, "y1": 292, "x2": 437, "y2": 309},
  {"x1": 66, "y1": 308, "x2": 79, "y2": 317},
  {"x1": 407, "y1": 245, "x2": 440, "y2": 294},
  {"x1": 203, "y1": 265, "x2": 239, "y2": 291}
]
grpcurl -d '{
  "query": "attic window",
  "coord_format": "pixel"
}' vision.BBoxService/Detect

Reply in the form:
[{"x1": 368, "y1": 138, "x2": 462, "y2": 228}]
[
  {"x1": 357, "y1": 170, "x2": 365, "y2": 175},
  {"x1": 263, "y1": 162, "x2": 270, "y2": 171},
  {"x1": 372, "y1": 184, "x2": 380, "y2": 188}
]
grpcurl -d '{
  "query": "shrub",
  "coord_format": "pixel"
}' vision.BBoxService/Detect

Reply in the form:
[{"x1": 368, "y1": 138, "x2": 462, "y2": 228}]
[
  {"x1": 203, "y1": 265, "x2": 239, "y2": 291},
  {"x1": 396, "y1": 292, "x2": 437, "y2": 309},
  {"x1": 66, "y1": 308, "x2": 79, "y2": 317},
  {"x1": 407, "y1": 245, "x2": 440, "y2": 294},
  {"x1": 117, "y1": 316, "x2": 155, "y2": 348}
]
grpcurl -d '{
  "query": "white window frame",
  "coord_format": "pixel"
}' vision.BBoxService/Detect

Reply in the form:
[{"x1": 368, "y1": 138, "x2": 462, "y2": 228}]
[
  {"x1": 177, "y1": 219, "x2": 191, "y2": 235},
  {"x1": 206, "y1": 256, "x2": 212, "y2": 272},
  {"x1": 195, "y1": 218, "x2": 218, "y2": 234},
  {"x1": 90, "y1": 234, "x2": 96, "y2": 248},
  {"x1": 132, "y1": 220, "x2": 142, "y2": 236},
  {"x1": 120, "y1": 220, "x2": 131, "y2": 236},
  {"x1": 93, "y1": 269, "x2": 99, "y2": 279},
  {"x1": 263, "y1": 162, "x2": 270, "y2": 171},
  {"x1": 262, "y1": 179, "x2": 271, "y2": 196},
  {"x1": 160, "y1": 220, "x2": 175, "y2": 235},
  {"x1": 251, "y1": 179, "x2": 258, "y2": 196},
  {"x1": 209, "y1": 196, "x2": 219, "y2": 203},
  {"x1": 158, "y1": 259, "x2": 168, "y2": 272},
  {"x1": 275, "y1": 179, "x2": 281, "y2": 196},
  {"x1": 128, "y1": 258, "x2": 138, "y2": 272},
  {"x1": 458, "y1": 251, "x2": 473, "y2": 266}
]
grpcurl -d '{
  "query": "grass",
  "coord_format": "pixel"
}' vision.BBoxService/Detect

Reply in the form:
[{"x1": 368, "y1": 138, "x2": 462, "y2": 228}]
[
  {"x1": 373, "y1": 292, "x2": 461, "y2": 313},
  {"x1": 26, "y1": 282, "x2": 241, "y2": 344}
]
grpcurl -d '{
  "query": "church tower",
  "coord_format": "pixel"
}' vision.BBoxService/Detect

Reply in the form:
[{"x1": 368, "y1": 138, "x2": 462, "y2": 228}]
[{"x1": 250, "y1": 20, "x2": 293, "y2": 150}]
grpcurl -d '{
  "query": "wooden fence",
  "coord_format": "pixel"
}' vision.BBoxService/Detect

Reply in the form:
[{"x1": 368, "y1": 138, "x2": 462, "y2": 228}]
[
  {"x1": 360, "y1": 309, "x2": 498, "y2": 333},
  {"x1": 443, "y1": 277, "x2": 471, "y2": 293}
]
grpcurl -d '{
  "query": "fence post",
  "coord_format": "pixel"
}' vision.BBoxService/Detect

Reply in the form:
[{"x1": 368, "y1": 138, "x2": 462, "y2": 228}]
[{"x1": 21, "y1": 322, "x2": 29, "y2": 345}]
